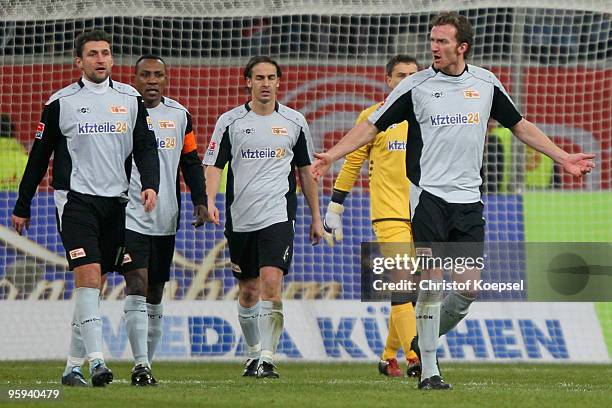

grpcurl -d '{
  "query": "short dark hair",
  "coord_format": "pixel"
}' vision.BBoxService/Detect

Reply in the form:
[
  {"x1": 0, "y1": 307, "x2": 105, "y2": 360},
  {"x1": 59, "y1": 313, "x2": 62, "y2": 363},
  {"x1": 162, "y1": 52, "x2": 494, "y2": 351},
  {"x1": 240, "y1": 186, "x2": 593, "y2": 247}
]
[
  {"x1": 74, "y1": 30, "x2": 112, "y2": 58},
  {"x1": 244, "y1": 56, "x2": 282, "y2": 79},
  {"x1": 385, "y1": 55, "x2": 419, "y2": 77},
  {"x1": 135, "y1": 55, "x2": 167, "y2": 73},
  {"x1": 430, "y1": 12, "x2": 474, "y2": 58}
]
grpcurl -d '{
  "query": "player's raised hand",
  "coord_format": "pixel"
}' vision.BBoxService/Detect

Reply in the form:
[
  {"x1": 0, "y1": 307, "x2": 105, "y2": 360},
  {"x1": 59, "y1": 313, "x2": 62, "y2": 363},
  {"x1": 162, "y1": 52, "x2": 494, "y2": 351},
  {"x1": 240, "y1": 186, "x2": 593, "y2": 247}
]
[
  {"x1": 192, "y1": 204, "x2": 209, "y2": 227},
  {"x1": 141, "y1": 189, "x2": 157, "y2": 212},
  {"x1": 562, "y1": 153, "x2": 596, "y2": 177},
  {"x1": 11, "y1": 215, "x2": 30, "y2": 235},
  {"x1": 323, "y1": 202, "x2": 344, "y2": 246},
  {"x1": 310, "y1": 152, "x2": 334, "y2": 182}
]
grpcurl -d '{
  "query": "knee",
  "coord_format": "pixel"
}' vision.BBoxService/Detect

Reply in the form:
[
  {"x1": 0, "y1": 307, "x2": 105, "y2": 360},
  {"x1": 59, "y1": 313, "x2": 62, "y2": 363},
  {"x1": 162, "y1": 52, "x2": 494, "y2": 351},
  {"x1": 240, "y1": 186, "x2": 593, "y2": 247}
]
[
  {"x1": 239, "y1": 280, "x2": 260, "y2": 306},
  {"x1": 124, "y1": 269, "x2": 147, "y2": 296},
  {"x1": 147, "y1": 282, "x2": 165, "y2": 305},
  {"x1": 259, "y1": 276, "x2": 282, "y2": 301},
  {"x1": 74, "y1": 264, "x2": 102, "y2": 288}
]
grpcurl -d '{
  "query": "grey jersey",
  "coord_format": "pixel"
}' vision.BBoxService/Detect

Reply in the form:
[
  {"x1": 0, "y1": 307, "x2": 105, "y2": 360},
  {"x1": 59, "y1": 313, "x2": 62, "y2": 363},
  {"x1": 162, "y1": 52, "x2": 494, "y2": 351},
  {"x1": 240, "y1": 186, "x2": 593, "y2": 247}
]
[
  {"x1": 13, "y1": 77, "x2": 159, "y2": 218},
  {"x1": 369, "y1": 65, "x2": 522, "y2": 203},
  {"x1": 203, "y1": 102, "x2": 314, "y2": 232},
  {"x1": 126, "y1": 97, "x2": 195, "y2": 235}
]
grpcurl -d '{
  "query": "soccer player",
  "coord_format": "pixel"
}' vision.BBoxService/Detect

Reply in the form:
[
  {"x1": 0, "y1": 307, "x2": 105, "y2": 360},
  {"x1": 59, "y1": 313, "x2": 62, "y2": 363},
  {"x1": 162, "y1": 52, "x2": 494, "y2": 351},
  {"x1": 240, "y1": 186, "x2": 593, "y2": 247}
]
[
  {"x1": 310, "y1": 12, "x2": 594, "y2": 390},
  {"x1": 11, "y1": 30, "x2": 160, "y2": 387},
  {"x1": 204, "y1": 56, "x2": 324, "y2": 379},
  {"x1": 121, "y1": 55, "x2": 208, "y2": 385},
  {"x1": 323, "y1": 55, "x2": 421, "y2": 378}
]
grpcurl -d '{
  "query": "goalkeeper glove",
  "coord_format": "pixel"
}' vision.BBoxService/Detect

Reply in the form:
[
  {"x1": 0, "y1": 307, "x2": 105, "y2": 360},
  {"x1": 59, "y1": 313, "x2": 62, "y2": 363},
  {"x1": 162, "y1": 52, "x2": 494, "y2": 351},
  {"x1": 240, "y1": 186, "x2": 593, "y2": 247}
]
[{"x1": 323, "y1": 201, "x2": 344, "y2": 247}]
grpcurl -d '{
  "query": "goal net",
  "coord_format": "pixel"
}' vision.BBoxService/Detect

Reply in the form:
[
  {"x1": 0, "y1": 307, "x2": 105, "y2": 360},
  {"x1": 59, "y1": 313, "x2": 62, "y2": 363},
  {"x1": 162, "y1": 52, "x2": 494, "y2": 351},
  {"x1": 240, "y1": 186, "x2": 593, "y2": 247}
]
[{"x1": 0, "y1": 0, "x2": 610, "y2": 362}]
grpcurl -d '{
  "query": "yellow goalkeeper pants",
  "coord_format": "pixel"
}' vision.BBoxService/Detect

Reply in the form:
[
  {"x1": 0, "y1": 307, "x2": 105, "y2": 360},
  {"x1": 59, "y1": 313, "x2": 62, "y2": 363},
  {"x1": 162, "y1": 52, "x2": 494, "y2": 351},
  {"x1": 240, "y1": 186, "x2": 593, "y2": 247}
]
[{"x1": 372, "y1": 220, "x2": 418, "y2": 361}]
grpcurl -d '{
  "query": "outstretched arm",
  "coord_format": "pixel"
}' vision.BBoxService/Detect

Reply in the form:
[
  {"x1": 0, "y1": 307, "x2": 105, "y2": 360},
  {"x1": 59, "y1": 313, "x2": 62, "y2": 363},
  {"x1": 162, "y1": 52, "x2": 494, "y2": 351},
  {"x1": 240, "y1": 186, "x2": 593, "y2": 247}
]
[
  {"x1": 310, "y1": 120, "x2": 379, "y2": 181},
  {"x1": 511, "y1": 118, "x2": 595, "y2": 177}
]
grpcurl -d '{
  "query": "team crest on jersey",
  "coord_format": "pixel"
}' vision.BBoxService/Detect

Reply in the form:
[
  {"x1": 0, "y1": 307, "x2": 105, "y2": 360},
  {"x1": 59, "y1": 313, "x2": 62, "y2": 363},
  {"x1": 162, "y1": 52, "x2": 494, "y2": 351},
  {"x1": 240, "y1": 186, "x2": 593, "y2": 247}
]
[
  {"x1": 122, "y1": 253, "x2": 132, "y2": 264},
  {"x1": 69, "y1": 248, "x2": 87, "y2": 260},
  {"x1": 109, "y1": 105, "x2": 128, "y2": 114},
  {"x1": 231, "y1": 263, "x2": 242, "y2": 273},
  {"x1": 271, "y1": 127, "x2": 288, "y2": 136},
  {"x1": 158, "y1": 120, "x2": 176, "y2": 129},
  {"x1": 35, "y1": 122, "x2": 45, "y2": 139},
  {"x1": 463, "y1": 90, "x2": 480, "y2": 99}
]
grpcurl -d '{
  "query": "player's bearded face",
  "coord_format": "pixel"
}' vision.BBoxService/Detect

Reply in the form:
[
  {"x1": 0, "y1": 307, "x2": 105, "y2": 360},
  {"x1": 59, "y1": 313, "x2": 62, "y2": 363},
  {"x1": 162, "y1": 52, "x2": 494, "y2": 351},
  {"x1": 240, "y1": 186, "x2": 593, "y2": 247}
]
[
  {"x1": 247, "y1": 62, "x2": 280, "y2": 104},
  {"x1": 76, "y1": 41, "x2": 113, "y2": 84}
]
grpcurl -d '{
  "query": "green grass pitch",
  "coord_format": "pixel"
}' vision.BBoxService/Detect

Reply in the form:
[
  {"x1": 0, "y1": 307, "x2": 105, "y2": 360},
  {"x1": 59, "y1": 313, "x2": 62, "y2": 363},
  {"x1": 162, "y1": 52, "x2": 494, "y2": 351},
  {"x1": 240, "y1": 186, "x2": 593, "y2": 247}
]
[{"x1": 1, "y1": 361, "x2": 610, "y2": 407}]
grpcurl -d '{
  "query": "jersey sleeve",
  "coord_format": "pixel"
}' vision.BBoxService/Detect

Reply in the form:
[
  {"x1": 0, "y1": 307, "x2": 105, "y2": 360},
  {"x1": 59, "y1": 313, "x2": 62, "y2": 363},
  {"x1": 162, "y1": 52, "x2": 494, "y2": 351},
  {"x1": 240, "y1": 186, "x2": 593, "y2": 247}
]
[
  {"x1": 13, "y1": 100, "x2": 61, "y2": 218},
  {"x1": 293, "y1": 117, "x2": 314, "y2": 168},
  {"x1": 179, "y1": 112, "x2": 206, "y2": 206},
  {"x1": 132, "y1": 98, "x2": 160, "y2": 193},
  {"x1": 333, "y1": 108, "x2": 372, "y2": 194},
  {"x1": 490, "y1": 77, "x2": 523, "y2": 129},
  {"x1": 181, "y1": 111, "x2": 198, "y2": 154},
  {"x1": 368, "y1": 80, "x2": 415, "y2": 132},
  {"x1": 203, "y1": 115, "x2": 231, "y2": 169}
]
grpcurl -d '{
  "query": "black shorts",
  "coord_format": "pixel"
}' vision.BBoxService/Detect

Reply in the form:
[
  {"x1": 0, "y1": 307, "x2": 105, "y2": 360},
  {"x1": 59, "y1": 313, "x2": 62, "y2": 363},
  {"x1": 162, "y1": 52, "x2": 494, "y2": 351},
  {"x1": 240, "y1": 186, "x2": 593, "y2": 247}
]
[
  {"x1": 412, "y1": 189, "x2": 485, "y2": 259},
  {"x1": 121, "y1": 229, "x2": 176, "y2": 284},
  {"x1": 225, "y1": 221, "x2": 294, "y2": 280},
  {"x1": 56, "y1": 191, "x2": 126, "y2": 272}
]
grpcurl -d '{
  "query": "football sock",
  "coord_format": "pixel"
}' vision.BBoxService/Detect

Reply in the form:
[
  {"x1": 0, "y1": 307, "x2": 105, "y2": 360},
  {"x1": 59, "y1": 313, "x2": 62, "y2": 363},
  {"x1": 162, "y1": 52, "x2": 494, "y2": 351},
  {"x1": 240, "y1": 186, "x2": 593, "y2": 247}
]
[
  {"x1": 391, "y1": 302, "x2": 418, "y2": 361},
  {"x1": 75, "y1": 287, "x2": 105, "y2": 365},
  {"x1": 147, "y1": 302, "x2": 164, "y2": 365},
  {"x1": 439, "y1": 291, "x2": 475, "y2": 336},
  {"x1": 238, "y1": 301, "x2": 261, "y2": 359},
  {"x1": 415, "y1": 279, "x2": 442, "y2": 380},
  {"x1": 124, "y1": 295, "x2": 149, "y2": 367},
  {"x1": 259, "y1": 300, "x2": 283, "y2": 365},
  {"x1": 381, "y1": 309, "x2": 400, "y2": 360},
  {"x1": 63, "y1": 307, "x2": 86, "y2": 376}
]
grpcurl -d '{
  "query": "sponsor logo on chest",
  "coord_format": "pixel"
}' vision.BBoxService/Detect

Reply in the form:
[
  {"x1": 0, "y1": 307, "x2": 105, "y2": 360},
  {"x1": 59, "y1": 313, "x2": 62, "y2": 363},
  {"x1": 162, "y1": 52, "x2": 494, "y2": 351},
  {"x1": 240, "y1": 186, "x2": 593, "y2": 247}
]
[
  {"x1": 157, "y1": 137, "x2": 177, "y2": 149},
  {"x1": 240, "y1": 147, "x2": 286, "y2": 159},
  {"x1": 387, "y1": 140, "x2": 406, "y2": 151},
  {"x1": 429, "y1": 112, "x2": 480, "y2": 127},
  {"x1": 77, "y1": 121, "x2": 128, "y2": 134}
]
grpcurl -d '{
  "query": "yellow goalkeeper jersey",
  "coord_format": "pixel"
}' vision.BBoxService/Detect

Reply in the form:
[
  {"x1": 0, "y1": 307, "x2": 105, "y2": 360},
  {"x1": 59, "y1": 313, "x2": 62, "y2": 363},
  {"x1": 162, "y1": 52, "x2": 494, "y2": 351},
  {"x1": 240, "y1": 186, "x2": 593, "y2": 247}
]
[{"x1": 334, "y1": 102, "x2": 410, "y2": 222}]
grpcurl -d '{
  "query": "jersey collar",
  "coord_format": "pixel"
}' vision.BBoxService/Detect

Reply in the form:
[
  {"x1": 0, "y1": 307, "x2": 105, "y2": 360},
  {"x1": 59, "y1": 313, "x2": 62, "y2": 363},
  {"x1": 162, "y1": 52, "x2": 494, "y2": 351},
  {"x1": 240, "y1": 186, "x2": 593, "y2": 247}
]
[
  {"x1": 79, "y1": 76, "x2": 111, "y2": 94},
  {"x1": 431, "y1": 63, "x2": 469, "y2": 77},
  {"x1": 245, "y1": 101, "x2": 280, "y2": 112}
]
